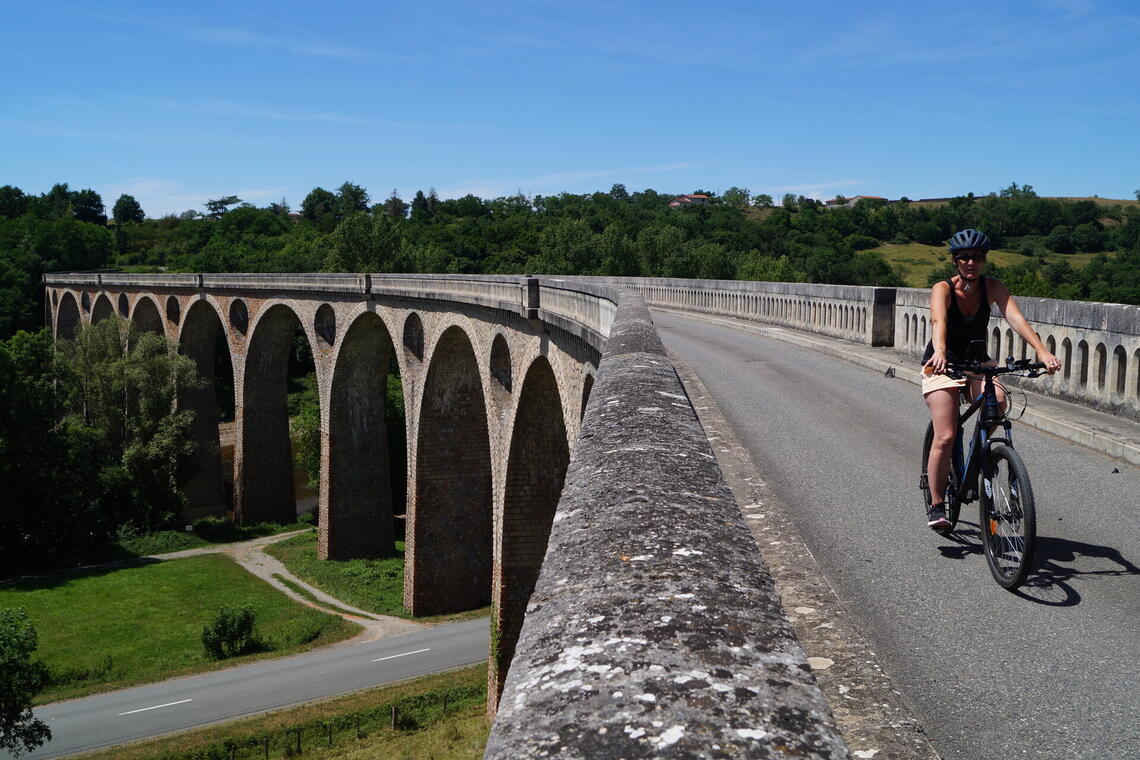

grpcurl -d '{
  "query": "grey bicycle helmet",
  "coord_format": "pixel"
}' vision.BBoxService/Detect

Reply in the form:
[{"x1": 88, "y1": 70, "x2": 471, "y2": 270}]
[{"x1": 948, "y1": 228, "x2": 991, "y2": 253}]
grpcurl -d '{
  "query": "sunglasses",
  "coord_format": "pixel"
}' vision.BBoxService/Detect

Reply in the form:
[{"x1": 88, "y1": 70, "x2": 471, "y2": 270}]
[{"x1": 954, "y1": 253, "x2": 987, "y2": 263}]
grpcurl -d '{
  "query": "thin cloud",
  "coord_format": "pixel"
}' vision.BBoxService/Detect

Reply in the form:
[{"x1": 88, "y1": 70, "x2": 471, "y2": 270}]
[{"x1": 189, "y1": 26, "x2": 369, "y2": 60}]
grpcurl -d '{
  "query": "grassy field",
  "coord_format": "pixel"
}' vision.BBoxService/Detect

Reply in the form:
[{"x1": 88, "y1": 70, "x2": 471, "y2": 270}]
[
  {"x1": 874, "y1": 242, "x2": 1103, "y2": 288},
  {"x1": 70, "y1": 665, "x2": 490, "y2": 760},
  {"x1": 1, "y1": 554, "x2": 360, "y2": 704},
  {"x1": 264, "y1": 530, "x2": 490, "y2": 622}
]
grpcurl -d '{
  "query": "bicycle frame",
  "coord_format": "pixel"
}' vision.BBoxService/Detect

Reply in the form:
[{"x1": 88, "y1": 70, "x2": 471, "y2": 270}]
[{"x1": 953, "y1": 375, "x2": 1012, "y2": 504}]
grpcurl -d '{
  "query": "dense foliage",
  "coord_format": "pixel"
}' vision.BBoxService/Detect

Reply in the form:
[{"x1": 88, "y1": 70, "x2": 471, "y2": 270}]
[
  {"x1": 0, "y1": 319, "x2": 199, "y2": 576},
  {"x1": 0, "y1": 608, "x2": 51, "y2": 756},
  {"x1": 2, "y1": 182, "x2": 1138, "y2": 345}
]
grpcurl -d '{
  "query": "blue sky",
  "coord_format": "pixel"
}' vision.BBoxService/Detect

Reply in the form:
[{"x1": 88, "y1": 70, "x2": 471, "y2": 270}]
[{"x1": 3, "y1": 0, "x2": 1138, "y2": 217}]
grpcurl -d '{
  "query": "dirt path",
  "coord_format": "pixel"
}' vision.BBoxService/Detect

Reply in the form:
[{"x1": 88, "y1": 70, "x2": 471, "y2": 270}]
[{"x1": 151, "y1": 533, "x2": 425, "y2": 642}]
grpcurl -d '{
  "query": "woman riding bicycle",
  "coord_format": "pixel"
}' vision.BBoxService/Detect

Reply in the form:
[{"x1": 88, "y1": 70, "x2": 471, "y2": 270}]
[{"x1": 921, "y1": 228, "x2": 1060, "y2": 531}]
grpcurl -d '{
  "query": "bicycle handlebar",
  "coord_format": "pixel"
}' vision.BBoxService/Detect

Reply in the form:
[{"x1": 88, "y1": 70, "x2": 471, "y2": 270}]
[{"x1": 943, "y1": 358, "x2": 1048, "y2": 380}]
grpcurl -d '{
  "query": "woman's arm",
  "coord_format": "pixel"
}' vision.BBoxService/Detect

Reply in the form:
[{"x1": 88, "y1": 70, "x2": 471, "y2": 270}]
[
  {"x1": 925, "y1": 280, "x2": 951, "y2": 373},
  {"x1": 988, "y1": 278, "x2": 1061, "y2": 373}
]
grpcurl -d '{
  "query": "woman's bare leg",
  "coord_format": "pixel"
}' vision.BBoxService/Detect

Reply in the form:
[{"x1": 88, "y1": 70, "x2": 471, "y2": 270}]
[{"x1": 925, "y1": 387, "x2": 960, "y2": 505}]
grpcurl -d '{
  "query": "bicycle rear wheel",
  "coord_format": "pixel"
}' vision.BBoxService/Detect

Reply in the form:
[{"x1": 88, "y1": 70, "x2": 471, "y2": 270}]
[
  {"x1": 921, "y1": 422, "x2": 961, "y2": 527},
  {"x1": 980, "y1": 444, "x2": 1037, "y2": 589}
]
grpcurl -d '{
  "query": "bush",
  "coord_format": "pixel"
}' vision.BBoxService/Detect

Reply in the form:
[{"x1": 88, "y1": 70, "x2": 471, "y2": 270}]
[{"x1": 201, "y1": 606, "x2": 267, "y2": 660}]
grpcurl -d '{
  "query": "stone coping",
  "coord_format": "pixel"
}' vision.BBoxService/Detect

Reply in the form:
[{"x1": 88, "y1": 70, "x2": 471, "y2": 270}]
[{"x1": 486, "y1": 292, "x2": 847, "y2": 758}]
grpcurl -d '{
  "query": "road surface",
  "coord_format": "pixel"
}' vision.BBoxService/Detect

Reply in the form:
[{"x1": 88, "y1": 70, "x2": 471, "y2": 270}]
[
  {"x1": 655, "y1": 309, "x2": 1139, "y2": 760},
  {"x1": 18, "y1": 619, "x2": 488, "y2": 759}
]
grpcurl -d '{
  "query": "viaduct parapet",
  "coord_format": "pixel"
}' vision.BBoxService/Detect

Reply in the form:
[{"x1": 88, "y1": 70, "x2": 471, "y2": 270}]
[{"x1": 44, "y1": 272, "x2": 1136, "y2": 757}]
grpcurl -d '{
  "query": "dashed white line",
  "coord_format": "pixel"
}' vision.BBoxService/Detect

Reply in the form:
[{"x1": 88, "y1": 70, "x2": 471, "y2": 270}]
[
  {"x1": 372, "y1": 648, "x2": 431, "y2": 663},
  {"x1": 119, "y1": 698, "x2": 192, "y2": 716}
]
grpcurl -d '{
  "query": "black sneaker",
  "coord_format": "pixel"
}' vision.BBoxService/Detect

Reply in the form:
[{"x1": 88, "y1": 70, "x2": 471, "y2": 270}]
[{"x1": 927, "y1": 504, "x2": 952, "y2": 531}]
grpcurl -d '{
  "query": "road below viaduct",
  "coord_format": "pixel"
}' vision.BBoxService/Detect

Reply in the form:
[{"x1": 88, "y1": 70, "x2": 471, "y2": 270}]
[{"x1": 654, "y1": 309, "x2": 1139, "y2": 760}]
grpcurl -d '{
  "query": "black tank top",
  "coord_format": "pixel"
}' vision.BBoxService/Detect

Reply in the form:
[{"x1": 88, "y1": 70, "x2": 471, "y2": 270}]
[{"x1": 922, "y1": 277, "x2": 990, "y2": 363}]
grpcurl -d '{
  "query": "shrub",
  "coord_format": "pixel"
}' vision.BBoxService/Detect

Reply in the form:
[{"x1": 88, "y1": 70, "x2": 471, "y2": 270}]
[{"x1": 201, "y1": 606, "x2": 266, "y2": 660}]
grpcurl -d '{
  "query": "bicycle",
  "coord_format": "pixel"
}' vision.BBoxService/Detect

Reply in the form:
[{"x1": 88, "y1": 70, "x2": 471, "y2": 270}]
[{"x1": 919, "y1": 340, "x2": 1048, "y2": 590}]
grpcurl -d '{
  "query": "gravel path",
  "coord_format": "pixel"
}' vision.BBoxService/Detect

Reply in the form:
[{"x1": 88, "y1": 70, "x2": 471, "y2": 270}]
[{"x1": 150, "y1": 532, "x2": 425, "y2": 642}]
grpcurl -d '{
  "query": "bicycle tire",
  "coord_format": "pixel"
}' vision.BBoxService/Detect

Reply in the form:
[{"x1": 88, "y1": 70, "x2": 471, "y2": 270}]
[
  {"x1": 921, "y1": 422, "x2": 961, "y2": 527},
  {"x1": 979, "y1": 444, "x2": 1037, "y2": 589}
]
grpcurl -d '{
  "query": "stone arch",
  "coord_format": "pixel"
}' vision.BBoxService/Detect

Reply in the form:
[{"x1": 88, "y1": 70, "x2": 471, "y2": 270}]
[
  {"x1": 493, "y1": 356, "x2": 571, "y2": 703},
  {"x1": 1111, "y1": 345, "x2": 1127, "y2": 396},
  {"x1": 81, "y1": 291, "x2": 91, "y2": 314},
  {"x1": 323, "y1": 311, "x2": 395, "y2": 559},
  {"x1": 1077, "y1": 339, "x2": 1089, "y2": 386},
  {"x1": 1062, "y1": 337, "x2": 1073, "y2": 381},
  {"x1": 1094, "y1": 343, "x2": 1107, "y2": 391},
  {"x1": 581, "y1": 373, "x2": 594, "y2": 422},
  {"x1": 117, "y1": 293, "x2": 129, "y2": 318},
  {"x1": 408, "y1": 325, "x2": 493, "y2": 615},
  {"x1": 92, "y1": 293, "x2": 114, "y2": 323},
  {"x1": 239, "y1": 303, "x2": 311, "y2": 524},
  {"x1": 166, "y1": 296, "x2": 181, "y2": 325},
  {"x1": 57, "y1": 291, "x2": 80, "y2": 340},
  {"x1": 315, "y1": 304, "x2": 336, "y2": 348},
  {"x1": 178, "y1": 299, "x2": 233, "y2": 518},
  {"x1": 1004, "y1": 328, "x2": 1014, "y2": 361},
  {"x1": 131, "y1": 296, "x2": 163, "y2": 336},
  {"x1": 489, "y1": 333, "x2": 513, "y2": 421},
  {"x1": 403, "y1": 313, "x2": 425, "y2": 361},
  {"x1": 991, "y1": 326, "x2": 1002, "y2": 360}
]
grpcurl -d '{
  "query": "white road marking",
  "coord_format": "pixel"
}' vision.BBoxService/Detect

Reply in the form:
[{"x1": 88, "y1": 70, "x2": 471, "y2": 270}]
[
  {"x1": 119, "y1": 698, "x2": 192, "y2": 716},
  {"x1": 372, "y1": 648, "x2": 431, "y2": 663}
]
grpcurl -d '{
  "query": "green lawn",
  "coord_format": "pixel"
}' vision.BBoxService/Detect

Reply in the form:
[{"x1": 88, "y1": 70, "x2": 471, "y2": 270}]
[
  {"x1": 264, "y1": 530, "x2": 489, "y2": 622},
  {"x1": 1, "y1": 554, "x2": 361, "y2": 704}
]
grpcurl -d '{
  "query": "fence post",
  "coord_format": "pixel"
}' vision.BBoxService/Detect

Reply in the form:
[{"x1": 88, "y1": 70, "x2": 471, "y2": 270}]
[{"x1": 391, "y1": 704, "x2": 398, "y2": 729}]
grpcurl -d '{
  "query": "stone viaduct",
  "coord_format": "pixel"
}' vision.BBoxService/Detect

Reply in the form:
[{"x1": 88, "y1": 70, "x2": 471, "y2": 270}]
[{"x1": 43, "y1": 272, "x2": 1139, "y2": 756}]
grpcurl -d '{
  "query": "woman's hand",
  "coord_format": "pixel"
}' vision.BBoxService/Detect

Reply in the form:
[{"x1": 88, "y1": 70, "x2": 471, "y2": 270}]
[
  {"x1": 1038, "y1": 350, "x2": 1062, "y2": 375},
  {"x1": 924, "y1": 349, "x2": 947, "y2": 375}
]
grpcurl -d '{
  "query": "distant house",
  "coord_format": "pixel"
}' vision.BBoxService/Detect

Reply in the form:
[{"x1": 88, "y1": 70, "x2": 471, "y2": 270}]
[
  {"x1": 824, "y1": 195, "x2": 887, "y2": 208},
  {"x1": 668, "y1": 194, "x2": 711, "y2": 208}
]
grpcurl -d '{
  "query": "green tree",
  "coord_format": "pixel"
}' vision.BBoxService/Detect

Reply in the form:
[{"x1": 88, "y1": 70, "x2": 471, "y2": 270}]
[
  {"x1": 1045, "y1": 225, "x2": 1075, "y2": 254},
  {"x1": 335, "y1": 182, "x2": 370, "y2": 218},
  {"x1": 324, "y1": 212, "x2": 403, "y2": 272},
  {"x1": 301, "y1": 187, "x2": 337, "y2": 232},
  {"x1": 781, "y1": 193, "x2": 798, "y2": 211},
  {"x1": 753, "y1": 194, "x2": 774, "y2": 208},
  {"x1": 204, "y1": 195, "x2": 241, "y2": 219},
  {"x1": 0, "y1": 186, "x2": 30, "y2": 219},
  {"x1": 383, "y1": 189, "x2": 408, "y2": 219},
  {"x1": 70, "y1": 189, "x2": 106, "y2": 225},
  {"x1": 0, "y1": 609, "x2": 50, "y2": 755},
  {"x1": 609, "y1": 183, "x2": 630, "y2": 202},
  {"x1": 112, "y1": 194, "x2": 145, "y2": 225},
  {"x1": 721, "y1": 186, "x2": 751, "y2": 209}
]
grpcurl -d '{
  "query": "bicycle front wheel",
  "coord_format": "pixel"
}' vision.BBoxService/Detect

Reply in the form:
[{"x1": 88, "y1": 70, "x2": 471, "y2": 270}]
[{"x1": 979, "y1": 444, "x2": 1037, "y2": 589}]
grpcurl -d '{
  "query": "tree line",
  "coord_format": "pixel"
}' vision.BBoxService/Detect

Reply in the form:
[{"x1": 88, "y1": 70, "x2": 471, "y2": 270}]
[{"x1": 3, "y1": 181, "x2": 1139, "y2": 342}]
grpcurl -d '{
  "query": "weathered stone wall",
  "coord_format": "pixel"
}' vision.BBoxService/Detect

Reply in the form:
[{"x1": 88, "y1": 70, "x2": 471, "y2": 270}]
[{"x1": 486, "y1": 292, "x2": 848, "y2": 758}]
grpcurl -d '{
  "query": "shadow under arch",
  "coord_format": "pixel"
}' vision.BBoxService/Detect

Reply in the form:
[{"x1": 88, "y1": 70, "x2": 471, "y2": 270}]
[
  {"x1": 56, "y1": 291, "x2": 80, "y2": 340},
  {"x1": 131, "y1": 296, "x2": 164, "y2": 336},
  {"x1": 491, "y1": 355, "x2": 570, "y2": 706},
  {"x1": 239, "y1": 303, "x2": 311, "y2": 525},
  {"x1": 178, "y1": 299, "x2": 234, "y2": 518},
  {"x1": 92, "y1": 293, "x2": 114, "y2": 324},
  {"x1": 407, "y1": 325, "x2": 492, "y2": 616},
  {"x1": 323, "y1": 311, "x2": 397, "y2": 559}
]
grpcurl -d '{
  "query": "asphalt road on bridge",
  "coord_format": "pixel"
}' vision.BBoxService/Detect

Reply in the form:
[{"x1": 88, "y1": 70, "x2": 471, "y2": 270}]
[{"x1": 654, "y1": 309, "x2": 1139, "y2": 760}]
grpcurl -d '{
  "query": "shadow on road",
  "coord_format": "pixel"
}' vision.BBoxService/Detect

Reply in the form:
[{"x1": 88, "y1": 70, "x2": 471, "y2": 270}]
[
  {"x1": 930, "y1": 524, "x2": 1138, "y2": 607},
  {"x1": 1013, "y1": 535, "x2": 1140, "y2": 606}
]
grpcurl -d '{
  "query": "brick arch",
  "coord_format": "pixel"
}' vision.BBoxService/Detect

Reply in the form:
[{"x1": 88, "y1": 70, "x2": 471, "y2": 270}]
[
  {"x1": 407, "y1": 324, "x2": 493, "y2": 616},
  {"x1": 178, "y1": 298, "x2": 233, "y2": 518},
  {"x1": 92, "y1": 293, "x2": 114, "y2": 323},
  {"x1": 322, "y1": 311, "x2": 396, "y2": 559},
  {"x1": 491, "y1": 355, "x2": 570, "y2": 706},
  {"x1": 131, "y1": 295, "x2": 163, "y2": 336},
  {"x1": 56, "y1": 290, "x2": 80, "y2": 340},
  {"x1": 239, "y1": 303, "x2": 313, "y2": 524}
]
